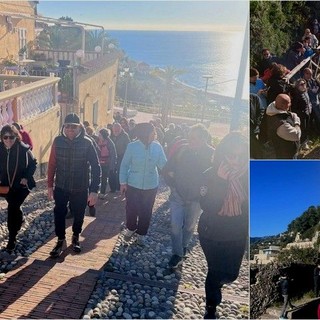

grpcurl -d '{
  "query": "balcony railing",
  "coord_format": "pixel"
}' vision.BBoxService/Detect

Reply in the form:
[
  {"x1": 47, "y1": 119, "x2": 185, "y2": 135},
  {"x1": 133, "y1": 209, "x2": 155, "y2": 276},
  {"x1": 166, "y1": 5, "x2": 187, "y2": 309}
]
[{"x1": 0, "y1": 75, "x2": 60, "y2": 127}]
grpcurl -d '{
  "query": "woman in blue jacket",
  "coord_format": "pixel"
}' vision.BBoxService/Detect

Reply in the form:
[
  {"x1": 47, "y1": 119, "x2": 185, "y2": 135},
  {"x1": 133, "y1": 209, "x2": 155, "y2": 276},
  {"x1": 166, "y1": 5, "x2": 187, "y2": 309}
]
[{"x1": 120, "y1": 122, "x2": 167, "y2": 245}]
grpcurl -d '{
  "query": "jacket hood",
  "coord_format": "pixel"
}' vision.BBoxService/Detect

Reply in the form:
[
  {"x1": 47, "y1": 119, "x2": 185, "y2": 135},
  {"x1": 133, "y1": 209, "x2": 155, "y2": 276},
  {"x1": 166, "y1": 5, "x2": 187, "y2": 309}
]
[{"x1": 266, "y1": 101, "x2": 288, "y2": 116}]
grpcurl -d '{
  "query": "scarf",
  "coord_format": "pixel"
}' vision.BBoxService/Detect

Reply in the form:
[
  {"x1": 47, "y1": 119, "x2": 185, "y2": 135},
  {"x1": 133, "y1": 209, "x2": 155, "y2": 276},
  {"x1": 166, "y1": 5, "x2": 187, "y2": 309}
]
[{"x1": 217, "y1": 160, "x2": 247, "y2": 217}]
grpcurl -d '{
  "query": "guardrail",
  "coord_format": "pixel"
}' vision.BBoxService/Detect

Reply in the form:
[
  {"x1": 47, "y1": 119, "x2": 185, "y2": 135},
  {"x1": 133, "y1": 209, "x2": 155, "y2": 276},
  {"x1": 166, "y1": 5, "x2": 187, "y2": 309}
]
[{"x1": 115, "y1": 97, "x2": 247, "y2": 125}]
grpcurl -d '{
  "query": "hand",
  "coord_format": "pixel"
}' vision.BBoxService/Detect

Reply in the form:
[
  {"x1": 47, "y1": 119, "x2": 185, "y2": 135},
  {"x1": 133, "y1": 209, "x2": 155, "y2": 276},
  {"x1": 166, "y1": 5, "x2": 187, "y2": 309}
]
[
  {"x1": 120, "y1": 184, "x2": 127, "y2": 195},
  {"x1": 88, "y1": 192, "x2": 98, "y2": 206},
  {"x1": 20, "y1": 178, "x2": 28, "y2": 186},
  {"x1": 48, "y1": 187, "x2": 54, "y2": 200},
  {"x1": 291, "y1": 113, "x2": 301, "y2": 126}
]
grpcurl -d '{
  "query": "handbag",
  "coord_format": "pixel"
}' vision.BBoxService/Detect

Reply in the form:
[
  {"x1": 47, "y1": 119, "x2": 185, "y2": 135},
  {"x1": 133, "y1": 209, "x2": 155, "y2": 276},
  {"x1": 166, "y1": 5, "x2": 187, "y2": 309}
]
[{"x1": 0, "y1": 145, "x2": 19, "y2": 197}]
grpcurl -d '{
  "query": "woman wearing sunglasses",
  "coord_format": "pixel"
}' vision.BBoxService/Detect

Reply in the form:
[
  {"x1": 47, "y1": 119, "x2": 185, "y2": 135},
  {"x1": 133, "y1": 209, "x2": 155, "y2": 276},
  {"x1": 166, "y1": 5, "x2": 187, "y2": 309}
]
[{"x1": 0, "y1": 124, "x2": 37, "y2": 253}]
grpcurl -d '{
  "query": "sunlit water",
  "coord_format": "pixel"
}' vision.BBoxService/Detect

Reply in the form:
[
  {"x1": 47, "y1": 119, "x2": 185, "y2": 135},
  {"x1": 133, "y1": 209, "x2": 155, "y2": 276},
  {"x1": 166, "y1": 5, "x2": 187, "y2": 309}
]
[{"x1": 109, "y1": 30, "x2": 248, "y2": 98}]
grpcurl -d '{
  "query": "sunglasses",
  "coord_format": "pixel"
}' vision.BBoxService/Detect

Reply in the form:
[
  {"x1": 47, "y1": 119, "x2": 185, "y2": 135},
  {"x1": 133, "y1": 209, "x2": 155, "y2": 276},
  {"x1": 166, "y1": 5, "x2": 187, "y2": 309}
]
[
  {"x1": 65, "y1": 124, "x2": 80, "y2": 129},
  {"x1": 2, "y1": 135, "x2": 16, "y2": 140}
]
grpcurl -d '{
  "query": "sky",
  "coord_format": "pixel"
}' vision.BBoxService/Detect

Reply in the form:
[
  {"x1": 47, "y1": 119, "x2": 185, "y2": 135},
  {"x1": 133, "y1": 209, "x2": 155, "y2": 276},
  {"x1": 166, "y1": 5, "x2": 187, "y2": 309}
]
[
  {"x1": 250, "y1": 161, "x2": 320, "y2": 238},
  {"x1": 37, "y1": 1, "x2": 248, "y2": 31}
]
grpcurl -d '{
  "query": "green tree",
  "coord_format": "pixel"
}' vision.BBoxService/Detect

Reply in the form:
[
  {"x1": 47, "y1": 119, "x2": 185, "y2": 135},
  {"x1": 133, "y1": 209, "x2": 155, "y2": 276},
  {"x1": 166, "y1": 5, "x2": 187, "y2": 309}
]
[
  {"x1": 277, "y1": 246, "x2": 318, "y2": 264},
  {"x1": 151, "y1": 66, "x2": 185, "y2": 125},
  {"x1": 250, "y1": 1, "x2": 310, "y2": 67},
  {"x1": 85, "y1": 30, "x2": 118, "y2": 52}
]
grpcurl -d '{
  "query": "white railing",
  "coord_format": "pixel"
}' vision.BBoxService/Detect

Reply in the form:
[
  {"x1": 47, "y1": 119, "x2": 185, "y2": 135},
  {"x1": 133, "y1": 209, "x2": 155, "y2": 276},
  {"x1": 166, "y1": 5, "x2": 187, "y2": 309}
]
[
  {"x1": 0, "y1": 75, "x2": 60, "y2": 127},
  {"x1": 284, "y1": 48, "x2": 320, "y2": 82}
]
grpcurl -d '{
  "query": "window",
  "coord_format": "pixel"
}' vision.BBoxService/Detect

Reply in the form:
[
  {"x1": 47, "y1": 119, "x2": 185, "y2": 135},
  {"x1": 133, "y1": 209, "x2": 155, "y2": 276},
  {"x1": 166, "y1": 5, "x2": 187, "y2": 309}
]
[
  {"x1": 93, "y1": 100, "x2": 99, "y2": 126},
  {"x1": 107, "y1": 86, "x2": 113, "y2": 111},
  {"x1": 19, "y1": 28, "x2": 27, "y2": 52}
]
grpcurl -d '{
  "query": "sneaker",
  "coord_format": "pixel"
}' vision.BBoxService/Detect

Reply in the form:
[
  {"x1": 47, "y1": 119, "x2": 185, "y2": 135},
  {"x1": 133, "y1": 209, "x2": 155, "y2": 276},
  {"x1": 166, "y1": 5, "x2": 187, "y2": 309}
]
[
  {"x1": 6, "y1": 238, "x2": 16, "y2": 253},
  {"x1": 136, "y1": 234, "x2": 145, "y2": 246},
  {"x1": 123, "y1": 228, "x2": 137, "y2": 242},
  {"x1": 89, "y1": 206, "x2": 96, "y2": 217},
  {"x1": 204, "y1": 306, "x2": 217, "y2": 319},
  {"x1": 168, "y1": 254, "x2": 183, "y2": 269},
  {"x1": 72, "y1": 235, "x2": 81, "y2": 253},
  {"x1": 50, "y1": 239, "x2": 65, "y2": 258}
]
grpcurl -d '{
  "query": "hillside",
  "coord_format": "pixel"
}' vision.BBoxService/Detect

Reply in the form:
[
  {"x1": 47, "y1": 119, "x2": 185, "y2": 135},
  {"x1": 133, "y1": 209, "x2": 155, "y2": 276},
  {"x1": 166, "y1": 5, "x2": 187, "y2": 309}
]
[{"x1": 250, "y1": 205, "x2": 320, "y2": 260}]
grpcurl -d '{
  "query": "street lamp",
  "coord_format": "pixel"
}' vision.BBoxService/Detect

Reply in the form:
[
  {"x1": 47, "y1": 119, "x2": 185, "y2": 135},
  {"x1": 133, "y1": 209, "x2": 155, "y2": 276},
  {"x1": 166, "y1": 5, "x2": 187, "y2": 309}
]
[
  {"x1": 201, "y1": 75, "x2": 213, "y2": 122},
  {"x1": 120, "y1": 67, "x2": 134, "y2": 118}
]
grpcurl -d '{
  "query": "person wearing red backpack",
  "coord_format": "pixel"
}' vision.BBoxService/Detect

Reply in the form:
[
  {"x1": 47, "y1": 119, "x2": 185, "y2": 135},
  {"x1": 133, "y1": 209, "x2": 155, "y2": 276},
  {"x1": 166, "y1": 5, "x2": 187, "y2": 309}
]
[{"x1": 98, "y1": 128, "x2": 117, "y2": 199}]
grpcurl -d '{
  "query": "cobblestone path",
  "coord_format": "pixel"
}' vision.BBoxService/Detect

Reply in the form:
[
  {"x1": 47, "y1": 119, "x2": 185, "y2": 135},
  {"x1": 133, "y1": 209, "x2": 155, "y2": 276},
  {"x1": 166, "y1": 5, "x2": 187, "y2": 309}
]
[{"x1": 0, "y1": 180, "x2": 249, "y2": 319}]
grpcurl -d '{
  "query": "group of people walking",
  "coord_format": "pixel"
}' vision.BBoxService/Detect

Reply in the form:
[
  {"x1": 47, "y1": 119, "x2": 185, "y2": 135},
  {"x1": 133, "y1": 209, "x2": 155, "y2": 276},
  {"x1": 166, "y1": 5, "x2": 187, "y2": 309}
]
[{"x1": 0, "y1": 112, "x2": 248, "y2": 319}]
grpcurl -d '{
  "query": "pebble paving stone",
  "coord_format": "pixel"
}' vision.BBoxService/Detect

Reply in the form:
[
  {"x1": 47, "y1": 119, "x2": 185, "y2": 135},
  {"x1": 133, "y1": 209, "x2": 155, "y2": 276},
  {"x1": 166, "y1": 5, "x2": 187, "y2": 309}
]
[{"x1": 0, "y1": 179, "x2": 249, "y2": 319}]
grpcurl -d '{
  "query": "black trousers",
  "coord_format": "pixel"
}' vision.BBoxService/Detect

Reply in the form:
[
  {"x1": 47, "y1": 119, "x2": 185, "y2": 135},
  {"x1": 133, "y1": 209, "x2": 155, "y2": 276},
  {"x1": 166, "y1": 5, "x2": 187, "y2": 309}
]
[
  {"x1": 199, "y1": 236, "x2": 246, "y2": 308},
  {"x1": 6, "y1": 187, "x2": 30, "y2": 239},
  {"x1": 109, "y1": 169, "x2": 120, "y2": 192},
  {"x1": 53, "y1": 187, "x2": 88, "y2": 240},
  {"x1": 125, "y1": 185, "x2": 157, "y2": 235}
]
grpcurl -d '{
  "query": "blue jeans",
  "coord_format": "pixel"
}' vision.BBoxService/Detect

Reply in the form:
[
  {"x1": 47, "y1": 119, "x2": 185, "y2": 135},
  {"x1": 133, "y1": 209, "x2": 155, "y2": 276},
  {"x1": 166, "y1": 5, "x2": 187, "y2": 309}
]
[
  {"x1": 169, "y1": 189, "x2": 201, "y2": 257},
  {"x1": 53, "y1": 187, "x2": 88, "y2": 240}
]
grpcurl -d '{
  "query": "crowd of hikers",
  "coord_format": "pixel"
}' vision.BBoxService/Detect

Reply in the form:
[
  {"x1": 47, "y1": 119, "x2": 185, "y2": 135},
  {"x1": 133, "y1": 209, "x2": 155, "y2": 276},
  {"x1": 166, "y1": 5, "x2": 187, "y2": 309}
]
[
  {"x1": 250, "y1": 23, "x2": 320, "y2": 159},
  {"x1": 0, "y1": 109, "x2": 248, "y2": 319}
]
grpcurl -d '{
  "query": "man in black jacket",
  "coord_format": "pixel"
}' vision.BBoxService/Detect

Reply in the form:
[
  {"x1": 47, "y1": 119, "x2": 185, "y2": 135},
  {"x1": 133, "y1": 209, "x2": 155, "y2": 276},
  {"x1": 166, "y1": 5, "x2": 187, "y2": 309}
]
[
  {"x1": 278, "y1": 271, "x2": 295, "y2": 319},
  {"x1": 47, "y1": 113, "x2": 101, "y2": 257},
  {"x1": 314, "y1": 261, "x2": 320, "y2": 297}
]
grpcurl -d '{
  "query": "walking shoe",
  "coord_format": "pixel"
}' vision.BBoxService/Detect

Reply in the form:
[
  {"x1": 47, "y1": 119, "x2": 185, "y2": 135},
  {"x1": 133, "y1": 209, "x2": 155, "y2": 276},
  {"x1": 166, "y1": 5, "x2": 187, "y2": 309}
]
[
  {"x1": 123, "y1": 228, "x2": 137, "y2": 242},
  {"x1": 168, "y1": 254, "x2": 183, "y2": 269},
  {"x1": 204, "y1": 306, "x2": 218, "y2": 319},
  {"x1": 6, "y1": 238, "x2": 16, "y2": 253},
  {"x1": 89, "y1": 206, "x2": 96, "y2": 217},
  {"x1": 136, "y1": 234, "x2": 146, "y2": 246},
  {"x1": 72, "y1": 235, "x2": 81, "y2": 253},
  {"x1": 50, "y1": 239, "x2": 65, "y2": 258}
]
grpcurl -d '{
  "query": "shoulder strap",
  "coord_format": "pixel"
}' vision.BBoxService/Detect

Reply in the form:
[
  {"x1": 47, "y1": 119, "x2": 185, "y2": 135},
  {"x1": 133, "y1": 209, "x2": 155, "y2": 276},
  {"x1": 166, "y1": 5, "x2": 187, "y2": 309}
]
[{"x1": 7, "y1": 145, "x2": 19, "y2": 188}]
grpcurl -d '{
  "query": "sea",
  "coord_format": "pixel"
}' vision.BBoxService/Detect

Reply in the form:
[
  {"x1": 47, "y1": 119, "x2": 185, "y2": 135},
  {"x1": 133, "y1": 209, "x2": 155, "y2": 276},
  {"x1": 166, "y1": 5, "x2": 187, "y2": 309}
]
[{"x1": 108, "y1": 30, "x2": 248, "y2": 98}]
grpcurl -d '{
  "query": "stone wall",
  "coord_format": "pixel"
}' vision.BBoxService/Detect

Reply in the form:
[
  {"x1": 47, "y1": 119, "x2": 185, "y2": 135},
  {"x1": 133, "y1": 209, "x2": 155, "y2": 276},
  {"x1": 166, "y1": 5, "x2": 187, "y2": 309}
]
[{"x1": 250, "y1": 262, "x2": 315, "y2": 319}]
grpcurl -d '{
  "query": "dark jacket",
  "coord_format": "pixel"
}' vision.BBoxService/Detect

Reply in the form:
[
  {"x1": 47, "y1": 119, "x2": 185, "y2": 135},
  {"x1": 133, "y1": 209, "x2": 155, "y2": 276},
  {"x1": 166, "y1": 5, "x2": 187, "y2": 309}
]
[
  {"x1": 163, "y1": 143, "x2": 214, "y2": 202},
  {"x1": 0, "y1": 140, "x2": 37, "y2": 190},
  {"x1": 197, "y1": 167, "x2": 248, "y2": 242},
  {"x1": 291, "y1": 89, "x2": 312, "y2": 117},
  {"x1": 266, "y1": 77, "x2": 289, "y2": 105},
  {"x1": 111, "y1": 130, "x2": 130, "y2": 165},
  {"x1": 278, "y1": 276, "x2": 290, "y2": 296},
  {"x1": 267, "y1": 112, "x2": 300, "y2": 159},
  {"x1": 306, "y1": 78, "x2": 320, "y2": 106},
  {"x1": 47, "y1": 127, "x2": 101, "y2": 193}
]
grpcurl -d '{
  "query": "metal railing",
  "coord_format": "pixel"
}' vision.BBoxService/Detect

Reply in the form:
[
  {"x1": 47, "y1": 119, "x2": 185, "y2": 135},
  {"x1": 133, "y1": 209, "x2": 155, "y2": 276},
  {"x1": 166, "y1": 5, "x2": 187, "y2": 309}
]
[{"x1": 115, "y1": 97, "x2": 247, "y2": 125}]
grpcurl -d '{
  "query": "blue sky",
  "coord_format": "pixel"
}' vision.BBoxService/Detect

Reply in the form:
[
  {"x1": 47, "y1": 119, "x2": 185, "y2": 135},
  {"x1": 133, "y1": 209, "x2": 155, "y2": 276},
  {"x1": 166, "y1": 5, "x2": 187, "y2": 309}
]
[
  {"x1": 250, "y1": 161, "x2": 320, "y2": 238},
  {"x1": 37, "y1": 1, "x2": 248, "y2": 31}
]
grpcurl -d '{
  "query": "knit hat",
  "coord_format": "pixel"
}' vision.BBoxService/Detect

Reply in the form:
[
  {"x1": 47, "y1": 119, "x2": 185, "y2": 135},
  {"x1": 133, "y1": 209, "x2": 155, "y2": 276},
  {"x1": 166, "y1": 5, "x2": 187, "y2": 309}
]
[{"x1": 64, "y1": 113, "x2": 80, "y2": 125}]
